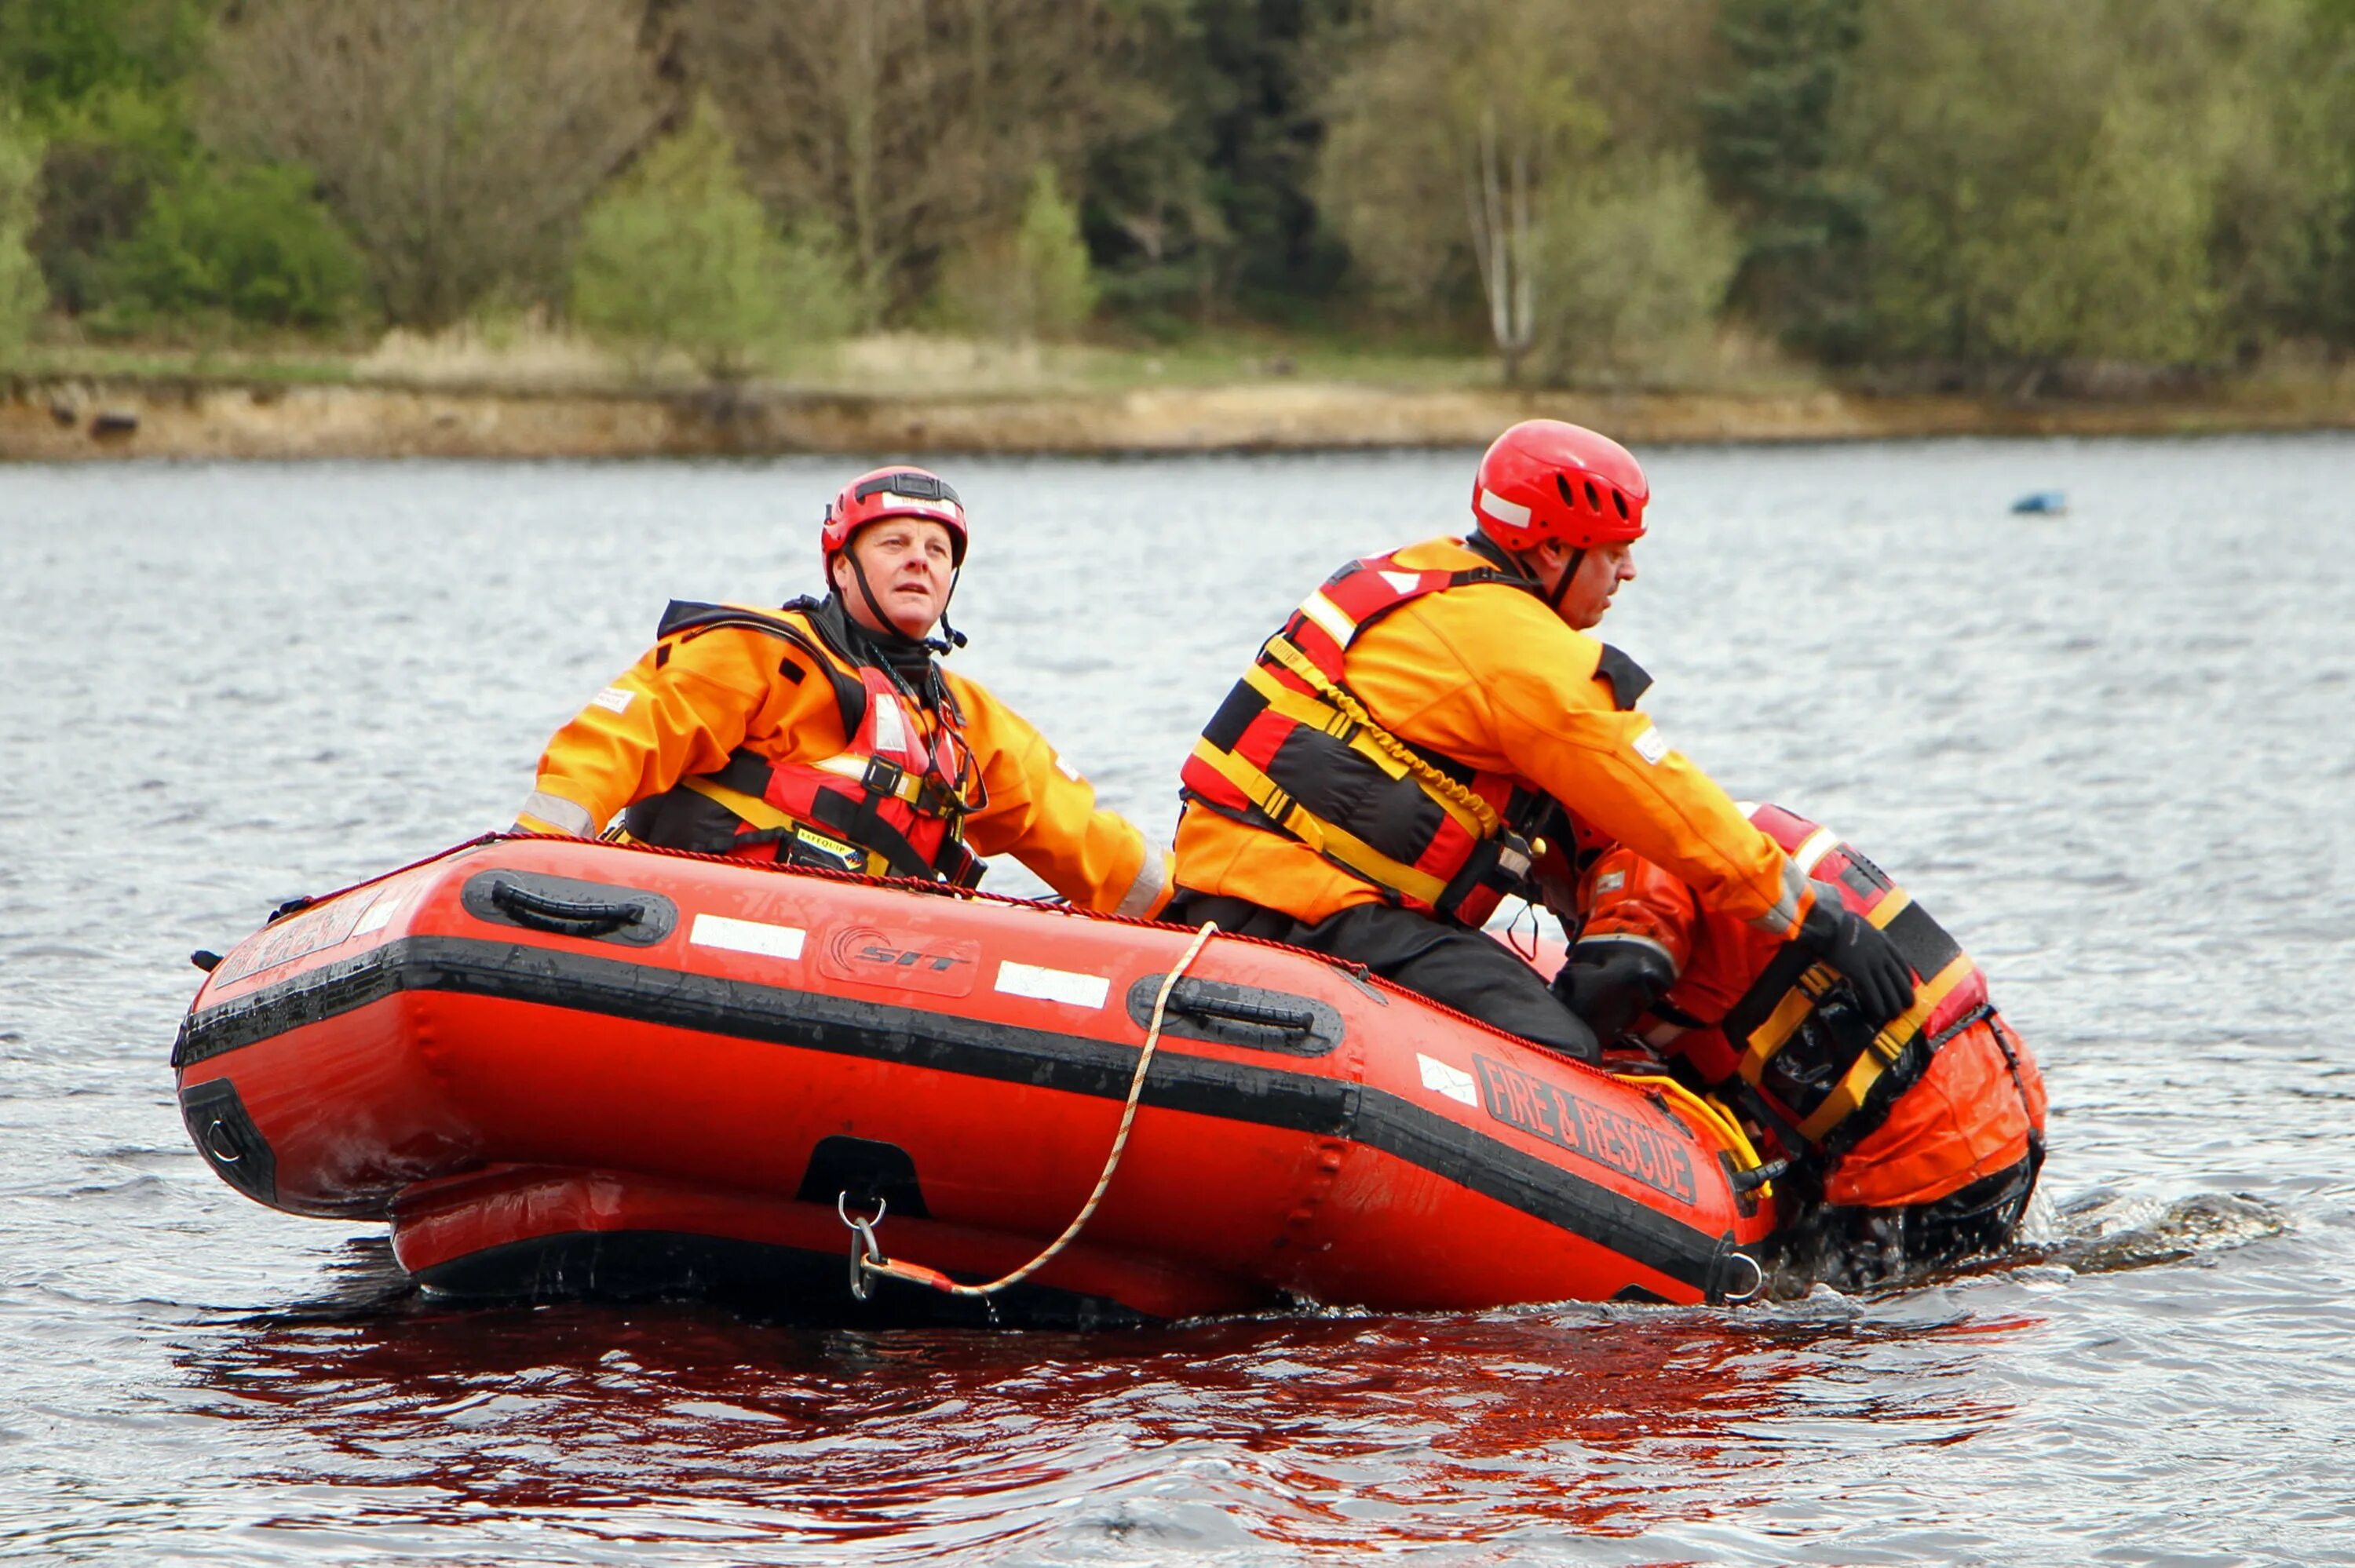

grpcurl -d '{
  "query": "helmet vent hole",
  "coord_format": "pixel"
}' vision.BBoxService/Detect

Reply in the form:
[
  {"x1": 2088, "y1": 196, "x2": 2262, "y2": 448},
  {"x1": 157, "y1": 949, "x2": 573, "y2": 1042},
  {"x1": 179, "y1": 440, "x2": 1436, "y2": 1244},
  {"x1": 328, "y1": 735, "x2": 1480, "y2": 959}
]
[
  {"x1": 1584, "y1": 480, "x2": 1601, "y2": 512},
  {"x1": 1555, "y1": 474, "x2": 1577, "y2": 509},
  {"x1": 1612, "y1": 491, "x2": 1627, "y2": 520}
]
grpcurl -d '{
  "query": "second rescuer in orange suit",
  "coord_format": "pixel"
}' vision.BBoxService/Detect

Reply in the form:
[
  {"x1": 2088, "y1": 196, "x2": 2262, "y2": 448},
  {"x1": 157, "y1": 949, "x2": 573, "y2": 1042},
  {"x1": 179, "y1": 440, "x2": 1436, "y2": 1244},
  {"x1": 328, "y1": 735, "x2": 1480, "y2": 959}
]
[
  {"x1": 1168, "y1": 420, "x2": 1917, "y2": 1062},
  {"x1": 513, "y1": 465, "x2": 1172, "y2": 917},
  {"x1": 1557, "y1": 802, "x2": 2046, "y2": 1285}
]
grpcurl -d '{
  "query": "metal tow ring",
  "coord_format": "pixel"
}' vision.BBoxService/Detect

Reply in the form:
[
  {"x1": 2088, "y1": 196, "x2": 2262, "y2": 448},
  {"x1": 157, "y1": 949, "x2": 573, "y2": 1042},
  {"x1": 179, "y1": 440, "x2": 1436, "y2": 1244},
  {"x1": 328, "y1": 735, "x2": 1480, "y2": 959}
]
[{"x1": 838, "y1": 1193, "x2": 888, "y2": 1301}]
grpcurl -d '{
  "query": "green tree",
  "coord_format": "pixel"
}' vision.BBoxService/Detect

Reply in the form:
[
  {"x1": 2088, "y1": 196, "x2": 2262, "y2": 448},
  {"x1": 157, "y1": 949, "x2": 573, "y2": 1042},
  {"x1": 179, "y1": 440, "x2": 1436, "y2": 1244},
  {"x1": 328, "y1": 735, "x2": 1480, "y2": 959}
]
[
  {"x1": 206, "y1": 0, "x2": 662, "y2": 328},
  {"x1": 100, "y1": 160, "x2": 367, "y2": 328},
  {"x1": 1318, "y1": 0, "x2": 1605, "y2": 381},
  {"x1": 0, "y1": 0, "x2": 211, "y2": 124},
  {"x1": 571, "y1": 97, "x2": 856, "y2": 376},
  {"x1": 1538, "y1": 151, "x2": 1740, "y2": 382},
  {"x1": 943, "y1": 162, "x2": 1100, "y2": 340},
  {"x1": 1018, "y1": 165, "x2": 1098, "y2": 337},
  {"x1": 681, "y1": 0, "x2": 1176, "y2": 325},
  {"x1": 1700, "y1": 0, "x2": 1868, "y2": 356},
  {"x1": 0, "y1": 102, "x2": 47, "y2": 354}
]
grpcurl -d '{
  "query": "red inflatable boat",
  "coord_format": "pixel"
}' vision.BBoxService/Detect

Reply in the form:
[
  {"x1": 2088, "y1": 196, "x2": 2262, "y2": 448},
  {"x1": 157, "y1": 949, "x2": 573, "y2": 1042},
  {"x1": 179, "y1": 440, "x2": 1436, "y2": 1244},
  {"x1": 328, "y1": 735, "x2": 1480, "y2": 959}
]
[{"x1": 172, "y1": 836, "x2": 1780, "y2": 1326}]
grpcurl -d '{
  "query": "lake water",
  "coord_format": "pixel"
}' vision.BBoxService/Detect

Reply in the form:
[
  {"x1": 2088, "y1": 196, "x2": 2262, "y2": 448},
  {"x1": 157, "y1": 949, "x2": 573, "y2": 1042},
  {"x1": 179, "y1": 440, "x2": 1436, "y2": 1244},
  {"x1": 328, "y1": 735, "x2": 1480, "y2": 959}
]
[{"x1": 2, "y1": 437, "x2": 2350, "y2": 1564}]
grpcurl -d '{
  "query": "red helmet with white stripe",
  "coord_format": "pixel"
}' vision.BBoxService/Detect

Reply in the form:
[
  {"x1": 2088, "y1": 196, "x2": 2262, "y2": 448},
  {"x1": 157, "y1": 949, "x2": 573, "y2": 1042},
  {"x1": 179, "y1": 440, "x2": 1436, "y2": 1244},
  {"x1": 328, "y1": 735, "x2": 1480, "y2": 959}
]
[
  {"x1": 823, "y1": 466, "x2": 969, "y2": 568},
  {"x1": 1470, "y1": 421, "x2": 1648, "y2": 552}
]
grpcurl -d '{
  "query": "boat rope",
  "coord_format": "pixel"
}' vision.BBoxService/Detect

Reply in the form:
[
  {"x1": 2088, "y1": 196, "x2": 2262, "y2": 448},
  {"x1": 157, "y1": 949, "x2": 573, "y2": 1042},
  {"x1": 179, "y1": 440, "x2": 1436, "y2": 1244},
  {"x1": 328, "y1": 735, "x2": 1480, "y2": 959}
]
[{"x1": 842, "y1": 920, "x2": 1222, "y2": 1303}]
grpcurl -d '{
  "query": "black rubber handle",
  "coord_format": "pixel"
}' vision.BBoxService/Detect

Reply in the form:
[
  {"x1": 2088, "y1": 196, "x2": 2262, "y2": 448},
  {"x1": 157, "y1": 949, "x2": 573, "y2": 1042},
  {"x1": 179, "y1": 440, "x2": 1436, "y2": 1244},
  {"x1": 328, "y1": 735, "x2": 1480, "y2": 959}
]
[
  {"x1": 488, "y1": 878, "x2": 645, "y2": 938},
  {"x1": 1167, "y1": 979, "x2": 1316, "y2": 1034}
]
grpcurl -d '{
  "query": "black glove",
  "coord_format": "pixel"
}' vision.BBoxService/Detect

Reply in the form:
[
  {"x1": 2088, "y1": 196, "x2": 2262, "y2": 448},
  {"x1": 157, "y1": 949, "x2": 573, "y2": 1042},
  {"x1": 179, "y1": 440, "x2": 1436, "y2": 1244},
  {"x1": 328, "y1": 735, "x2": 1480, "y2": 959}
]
[
  {"x1": 1553, "y1": 941, "x2": 1677, "y2": 1040},
  {"x1": 1796, "y1": 893, "x2": 1916, "y2": 1027}
]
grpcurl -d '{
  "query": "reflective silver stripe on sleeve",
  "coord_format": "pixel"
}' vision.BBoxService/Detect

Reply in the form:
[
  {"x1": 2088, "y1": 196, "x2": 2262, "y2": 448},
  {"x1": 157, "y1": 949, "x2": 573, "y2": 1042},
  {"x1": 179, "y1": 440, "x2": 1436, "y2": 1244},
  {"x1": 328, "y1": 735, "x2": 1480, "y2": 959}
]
[
  {"x1": 517, "y1": 789, "x2": 595, "y2": 837},
  {"x1": 1568, "y1": 930, "x2": 1682, "y2": 976},
  {"x1": 1792, "y1": 826, "x2": 1841, "y2": 873},
  {"x1": 1113, "y1": 846, "x2": 1171, "y2": 919},
  {"x1": 1747, "y1": 856, "x2": 1807, "y2": 938}
]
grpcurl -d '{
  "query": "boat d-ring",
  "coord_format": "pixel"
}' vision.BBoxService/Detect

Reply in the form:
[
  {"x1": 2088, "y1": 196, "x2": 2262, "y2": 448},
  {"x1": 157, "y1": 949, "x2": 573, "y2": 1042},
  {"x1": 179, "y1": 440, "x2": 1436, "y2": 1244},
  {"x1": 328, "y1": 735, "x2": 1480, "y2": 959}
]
[
  {"x1": 837, "y1": 1193, "x2": 888, "y2": 1301},
  {"x1": 205, "y1": 1119, "x2": 244, "y2": 1165},
  {"x1": 1721, "y1": 1249, "x2": 1765, "y2": 1304}
]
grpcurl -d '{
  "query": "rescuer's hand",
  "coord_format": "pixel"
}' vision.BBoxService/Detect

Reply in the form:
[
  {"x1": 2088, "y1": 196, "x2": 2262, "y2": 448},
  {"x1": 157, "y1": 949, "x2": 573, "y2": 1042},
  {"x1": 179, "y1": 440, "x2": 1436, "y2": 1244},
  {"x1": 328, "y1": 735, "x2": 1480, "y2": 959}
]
[
  {"x1": 1797, "y1": 895, "x2": 1916, "y2": 1026},
  {"x1": 1552, "y1": 942, "x2": 1678, "y2": 1040}
]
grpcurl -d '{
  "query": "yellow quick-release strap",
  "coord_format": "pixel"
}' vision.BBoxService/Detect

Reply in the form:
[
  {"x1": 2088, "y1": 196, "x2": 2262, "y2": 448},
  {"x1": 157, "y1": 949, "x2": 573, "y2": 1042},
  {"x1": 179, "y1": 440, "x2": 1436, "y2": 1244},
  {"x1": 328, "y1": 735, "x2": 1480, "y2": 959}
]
[
  {"x1": 1795, "y1": 950, "x2": 1977, "y2": 1144},
  {"x1": 1186, "y1": 738, "x2": 1454, "y2": 908},
  {"x1": 1256, "y1": 634, "x2": 1506, "y2": 840},
  {"x1": 1738, "y1": 886, "x2": 1928, "y2": 1092},
  {"x1": 679, "y1": 776, "x2": 885, "y2": 875},
  {"x1": 811, "y1": 752, "x2": 929, "y2": 806}
]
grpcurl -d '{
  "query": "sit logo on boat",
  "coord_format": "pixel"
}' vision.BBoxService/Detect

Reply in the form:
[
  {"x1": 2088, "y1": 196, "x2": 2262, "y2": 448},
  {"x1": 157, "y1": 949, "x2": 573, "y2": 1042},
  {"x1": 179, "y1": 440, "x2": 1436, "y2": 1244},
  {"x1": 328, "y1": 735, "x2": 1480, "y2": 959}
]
[{"x1": 818, "y1": 924, "x2": 981, "y2": 997}]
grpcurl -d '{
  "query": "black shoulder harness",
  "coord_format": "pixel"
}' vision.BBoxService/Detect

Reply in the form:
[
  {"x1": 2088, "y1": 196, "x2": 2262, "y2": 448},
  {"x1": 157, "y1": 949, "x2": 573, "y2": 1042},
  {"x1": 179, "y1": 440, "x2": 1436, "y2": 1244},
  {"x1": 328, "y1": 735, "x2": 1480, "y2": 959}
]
[
  {"x1": 652, "y1": 598, "x2": 868, "y2": 738},
  {"x1": 1594, "y1": 645, "x2": 1652, "y2": 711}
]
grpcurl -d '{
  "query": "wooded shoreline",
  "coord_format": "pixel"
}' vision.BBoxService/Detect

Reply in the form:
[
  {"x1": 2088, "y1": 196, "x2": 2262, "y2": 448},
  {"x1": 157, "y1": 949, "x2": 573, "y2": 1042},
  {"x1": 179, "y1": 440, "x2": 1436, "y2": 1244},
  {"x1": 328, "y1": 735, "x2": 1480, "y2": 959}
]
[{"x1": 10, "y1": 376, "x2": 2354, "y2": 461}]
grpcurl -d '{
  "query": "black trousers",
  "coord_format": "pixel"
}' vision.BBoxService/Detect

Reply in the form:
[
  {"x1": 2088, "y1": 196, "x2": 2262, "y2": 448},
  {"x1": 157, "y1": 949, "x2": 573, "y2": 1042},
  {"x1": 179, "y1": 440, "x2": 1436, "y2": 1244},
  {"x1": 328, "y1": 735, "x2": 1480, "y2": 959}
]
[{"x1": 1170, "y1": 893, "x2": 1599, "y2": 1063}]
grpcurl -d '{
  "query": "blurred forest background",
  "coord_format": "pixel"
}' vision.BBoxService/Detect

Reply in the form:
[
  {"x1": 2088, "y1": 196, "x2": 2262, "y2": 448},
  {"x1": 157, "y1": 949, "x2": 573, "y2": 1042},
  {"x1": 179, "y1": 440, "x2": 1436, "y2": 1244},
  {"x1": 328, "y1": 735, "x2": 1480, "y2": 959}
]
[{"x1": 7, "y1": 0, "x2": 2355, "y2": 396}]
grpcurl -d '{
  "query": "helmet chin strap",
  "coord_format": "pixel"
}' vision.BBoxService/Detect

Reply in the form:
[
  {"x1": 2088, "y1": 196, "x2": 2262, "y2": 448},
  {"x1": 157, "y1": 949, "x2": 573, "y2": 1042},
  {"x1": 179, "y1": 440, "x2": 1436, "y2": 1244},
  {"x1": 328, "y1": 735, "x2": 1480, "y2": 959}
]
[
  {"x1": 1547, "y1": 548, "x2": 1586, "y2": 615},
  {"x1": 843, "y1": 552, "x2": 966, "y2": 655},
  {"x1": 1510, "y1": 542, "x2": 1583, "y2": 615}
]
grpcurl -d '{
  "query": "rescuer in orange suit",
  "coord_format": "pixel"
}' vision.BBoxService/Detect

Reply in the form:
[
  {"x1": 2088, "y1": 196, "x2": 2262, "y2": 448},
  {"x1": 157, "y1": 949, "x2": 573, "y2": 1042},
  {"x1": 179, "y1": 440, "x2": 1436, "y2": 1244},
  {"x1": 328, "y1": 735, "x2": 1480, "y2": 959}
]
[
  {"x1": 1552, "y1": 802, "x2": 2046, "y2": 1286},
  {"x1": 513, "y1": 465, "x2": 1174, "y2": 917},
  {"x1": 1166, "y1": 420, "x2": 1916, "y2": 1063}
]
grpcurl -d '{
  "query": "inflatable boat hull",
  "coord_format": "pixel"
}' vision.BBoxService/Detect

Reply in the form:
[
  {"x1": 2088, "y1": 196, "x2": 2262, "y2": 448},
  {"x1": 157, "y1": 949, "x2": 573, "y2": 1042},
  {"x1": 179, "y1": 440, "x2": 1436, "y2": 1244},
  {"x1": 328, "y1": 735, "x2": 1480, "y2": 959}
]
[{"x1": 173, "y1": 837, "x2": 1776, "y2": 1324}]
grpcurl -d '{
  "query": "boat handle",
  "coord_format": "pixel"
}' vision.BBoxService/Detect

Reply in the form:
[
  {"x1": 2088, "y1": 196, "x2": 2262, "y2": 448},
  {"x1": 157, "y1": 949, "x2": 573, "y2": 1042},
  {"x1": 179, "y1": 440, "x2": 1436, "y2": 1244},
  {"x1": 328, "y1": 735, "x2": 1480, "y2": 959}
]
[
  {"x1": 487, "y1": 878, "x2": 644, "y2": 938},
  {"x1": 1166, "y1": 979, "x2": 1315, "y2": 1034}
]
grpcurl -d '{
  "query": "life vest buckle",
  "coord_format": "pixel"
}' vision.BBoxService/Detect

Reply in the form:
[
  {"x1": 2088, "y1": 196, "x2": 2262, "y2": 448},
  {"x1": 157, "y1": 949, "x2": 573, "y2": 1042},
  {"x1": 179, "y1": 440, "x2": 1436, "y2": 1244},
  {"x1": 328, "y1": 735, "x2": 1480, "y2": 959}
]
[{"x1": 860, "y1": 754, "x2": 907, "y2": 803}]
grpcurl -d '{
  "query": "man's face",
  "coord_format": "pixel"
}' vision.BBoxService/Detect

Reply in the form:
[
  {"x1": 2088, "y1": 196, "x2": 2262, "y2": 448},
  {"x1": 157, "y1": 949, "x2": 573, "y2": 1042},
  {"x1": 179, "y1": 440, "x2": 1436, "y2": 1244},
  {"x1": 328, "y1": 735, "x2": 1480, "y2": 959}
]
[
  {"x1": 1554, "y1": 539, "x2": 1638, "y2": 631},
  {"x1": 835, "y1": 519, "x2": 956, "y2": 640}
]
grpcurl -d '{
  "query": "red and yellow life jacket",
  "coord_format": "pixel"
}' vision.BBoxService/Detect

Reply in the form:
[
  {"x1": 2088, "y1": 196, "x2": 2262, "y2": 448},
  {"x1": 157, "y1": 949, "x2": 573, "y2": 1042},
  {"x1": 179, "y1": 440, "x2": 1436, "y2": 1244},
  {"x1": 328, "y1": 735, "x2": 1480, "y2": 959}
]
[
  {"x1": 620, "y1": 601, "x2": 986, "y2": 885},
  {"x1": 1665, "y1": 804, "x2": 2004, "y2": 1159},
  {"x1": 1178, "y1": 549, "x2": 1560, "y2": 927}
]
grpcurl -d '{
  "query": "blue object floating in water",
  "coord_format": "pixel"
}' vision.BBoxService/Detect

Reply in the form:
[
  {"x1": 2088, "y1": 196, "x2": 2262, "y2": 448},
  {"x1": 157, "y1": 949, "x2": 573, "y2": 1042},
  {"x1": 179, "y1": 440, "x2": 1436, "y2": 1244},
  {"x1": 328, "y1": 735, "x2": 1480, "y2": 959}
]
[{"x1": 2011, "y1": 490, "x2": 2068, "y2": 515}]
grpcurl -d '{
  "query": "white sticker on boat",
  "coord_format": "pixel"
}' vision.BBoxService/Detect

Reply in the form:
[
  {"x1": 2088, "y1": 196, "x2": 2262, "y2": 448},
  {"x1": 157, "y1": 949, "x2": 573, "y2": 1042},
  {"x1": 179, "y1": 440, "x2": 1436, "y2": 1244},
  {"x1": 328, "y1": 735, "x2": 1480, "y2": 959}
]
[
  {"x1": 1631, "y1": 725, "x2": 1670, "y2": 765},
  {"x1": 591, "y1": 685, "x2": 635, "y2": 714},
  {"x1": 352, "y1": 881, "x2": 411, "y2": 935},
  {"x1": 690, "y1": 913, "x2": 806, "y2": 961},
  {"x1": 995, "y1": 960, "x2": 1109, "y2": 1009},
  {"x1": 1418, "y1": 1053, "x2": 1480, "y2": 1107}
]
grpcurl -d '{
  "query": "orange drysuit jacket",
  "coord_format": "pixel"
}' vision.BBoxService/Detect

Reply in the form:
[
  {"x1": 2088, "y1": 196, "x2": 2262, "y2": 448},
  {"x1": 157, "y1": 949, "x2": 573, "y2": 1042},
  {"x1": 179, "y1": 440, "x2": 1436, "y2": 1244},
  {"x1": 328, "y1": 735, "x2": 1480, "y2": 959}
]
[
  {"x1": 1174, "y1": 535, "x2": 1813, "y2": 934},
  {"x1": 517, "y1": 603, "x2": 1174, "y2": 918},
  {"x1": 1578, "y1": 844, "x2": 2046, "y2": 1209}
]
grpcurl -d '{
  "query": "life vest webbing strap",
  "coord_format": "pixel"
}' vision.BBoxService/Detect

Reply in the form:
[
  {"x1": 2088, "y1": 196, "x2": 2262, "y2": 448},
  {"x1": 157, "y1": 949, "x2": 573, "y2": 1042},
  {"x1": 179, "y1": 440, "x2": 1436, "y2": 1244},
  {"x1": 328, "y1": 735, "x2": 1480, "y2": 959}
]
[
  {"x1": 1258, "y1": 633, "x2": 1506, "y2": 840},
  {"x1": 809, "y1": 751, "x2": 962, "y2": 816},
  {"x1": 1796, "y1": 950, "x2": 1977, "y2": 1144},
  {"x1": 679, "y1": 774, "x2": 967, "y2": 884},
  {"x1": 680, "y1": 775, "x2": 883, "y2": 875},
  {"x1": 1236, "y1": 663, "x2": 1493, "y2": 844},
  {"x1": 1184, "y1": 738, "x2": 1453, "y2": 908}
]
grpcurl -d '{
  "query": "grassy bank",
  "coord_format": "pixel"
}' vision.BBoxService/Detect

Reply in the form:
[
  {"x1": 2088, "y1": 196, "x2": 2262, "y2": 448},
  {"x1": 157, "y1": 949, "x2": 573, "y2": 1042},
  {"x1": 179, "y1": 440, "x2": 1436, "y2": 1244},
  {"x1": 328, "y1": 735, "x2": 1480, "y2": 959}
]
[{"x1": 8, "y1": 326, "x2": 2355, "y2": 461}]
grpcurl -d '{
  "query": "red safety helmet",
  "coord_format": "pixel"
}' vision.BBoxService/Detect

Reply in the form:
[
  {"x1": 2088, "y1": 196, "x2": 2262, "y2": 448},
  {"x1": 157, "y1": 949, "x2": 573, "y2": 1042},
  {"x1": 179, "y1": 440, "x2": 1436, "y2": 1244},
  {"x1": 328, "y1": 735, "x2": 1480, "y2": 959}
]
[
  {"x1": 822, "y1": 465, "x2": 969, "y2": 569},
  {"x1": 1470, "y1": 420, "x2": 1648, "y2": 553}
]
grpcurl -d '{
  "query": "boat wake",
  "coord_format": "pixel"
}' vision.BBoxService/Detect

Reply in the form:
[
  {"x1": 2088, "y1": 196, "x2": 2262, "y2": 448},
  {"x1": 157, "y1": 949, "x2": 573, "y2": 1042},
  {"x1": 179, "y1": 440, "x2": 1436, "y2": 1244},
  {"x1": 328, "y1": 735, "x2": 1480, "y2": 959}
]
[{"x1": 2011, "y1": 1186, "x2": 2290, "y2": 1274}]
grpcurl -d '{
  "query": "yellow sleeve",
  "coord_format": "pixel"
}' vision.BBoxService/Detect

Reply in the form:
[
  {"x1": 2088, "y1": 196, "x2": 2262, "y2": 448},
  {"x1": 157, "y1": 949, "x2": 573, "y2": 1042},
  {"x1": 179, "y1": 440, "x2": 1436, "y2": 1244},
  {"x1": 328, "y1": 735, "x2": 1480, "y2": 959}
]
[
  {"x1": 517, "y1": 626, "x2": 791, "y2": 836},
  {"x1": 947, "y1": 672, "x2": 1174, "y2": 917},
  {"x1": 1357, "y1": 593, "x2": 1811, "y2": 938}
]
